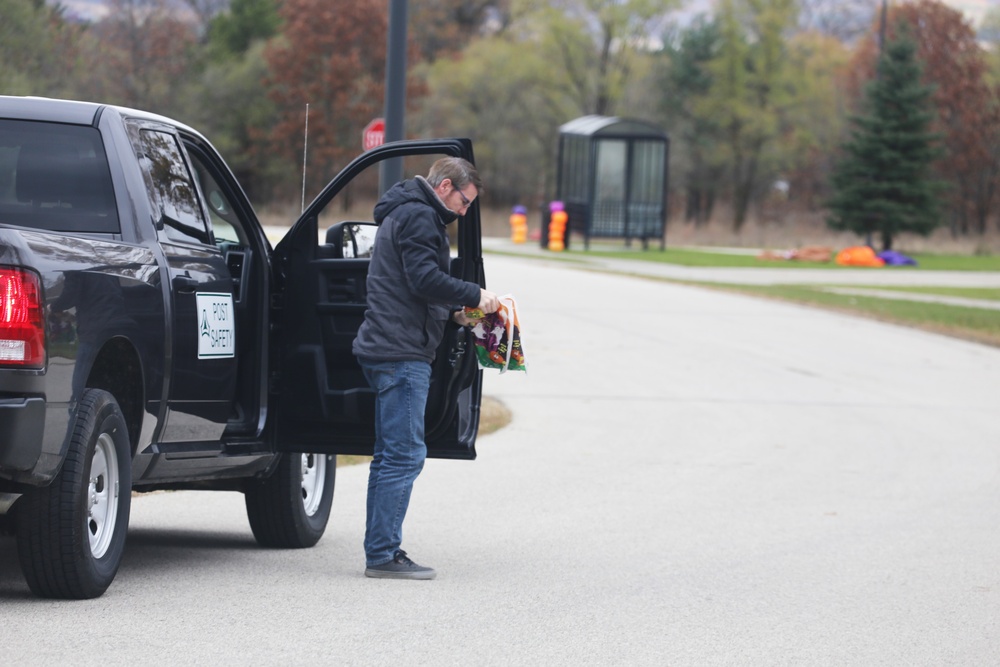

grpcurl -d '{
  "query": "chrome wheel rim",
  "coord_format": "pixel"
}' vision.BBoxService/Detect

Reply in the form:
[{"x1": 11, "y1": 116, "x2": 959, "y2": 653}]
[
  {"x1": 88, "y1": 433, "x2": 120, "y2": 559},
  {"x1": 300, "y1": 454, "x2": 327, "y2": 517}
]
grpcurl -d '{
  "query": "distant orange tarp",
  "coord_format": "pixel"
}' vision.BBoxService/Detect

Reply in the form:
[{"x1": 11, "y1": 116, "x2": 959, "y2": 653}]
[{"x1": 835, "y1": 246, "x2": 885, "y2": 267}]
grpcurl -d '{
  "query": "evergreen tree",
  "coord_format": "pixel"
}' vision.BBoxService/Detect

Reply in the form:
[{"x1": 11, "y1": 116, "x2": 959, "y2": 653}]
[
  {"x1": 206, "y1": 0, "x2": 281, "y2": 60},
  {"x1": 659, "y1": 17, "x2": 724, "y2": 225},
  {"x1": 826, "y1": 28, "x2": 943, "y2": 250}
]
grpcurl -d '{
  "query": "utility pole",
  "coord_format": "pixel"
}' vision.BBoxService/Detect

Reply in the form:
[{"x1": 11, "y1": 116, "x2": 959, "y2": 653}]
[{"x1": 380, "y1": 0, "x2": 408, "y2": 195}]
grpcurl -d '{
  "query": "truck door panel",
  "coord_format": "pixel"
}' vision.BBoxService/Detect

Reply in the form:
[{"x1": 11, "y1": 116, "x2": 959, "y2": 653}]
[
  {"x1": 183, "y1": 141, "x2": 271, "y2": 437},
  {"x1": 130, "y1": 125, "x2": 238, "y2": 443},
  {"x1": 158, "y1": 240, "x2": 236, "y2": 441},
  {"x1": 272, "y1": 141, "x2": 485, "y2": 460}
]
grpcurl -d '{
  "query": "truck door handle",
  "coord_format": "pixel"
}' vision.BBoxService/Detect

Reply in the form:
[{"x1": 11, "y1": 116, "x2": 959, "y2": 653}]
[{"x1": 173, "y1": 276, "x2": 199, "y2": 293}]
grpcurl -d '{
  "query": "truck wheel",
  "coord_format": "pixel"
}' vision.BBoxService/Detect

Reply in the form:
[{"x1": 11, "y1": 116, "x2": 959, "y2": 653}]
[
  {"x1": 244, "y1": 452, "x2": 335, "y2": 548},
  {"x1": 15, "y1": 389, "x2": 131, "y2": 599}
]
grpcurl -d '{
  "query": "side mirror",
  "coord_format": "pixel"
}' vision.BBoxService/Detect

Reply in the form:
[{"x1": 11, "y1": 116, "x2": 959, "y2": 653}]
[{"x1": 325, "y1": 221, "x2": 378, "y2": 258}]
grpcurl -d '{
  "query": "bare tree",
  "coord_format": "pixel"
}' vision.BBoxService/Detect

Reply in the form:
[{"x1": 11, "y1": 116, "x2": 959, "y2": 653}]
[
  {"x1": 798, "y1": 0, "x2": 874, "y2": 42},
  {"x1": 410, "y1": 0, "x2": 510, "y2": 62},
  {"x1": 179, "y1": 0, "x2": 230, "y2": 27}
]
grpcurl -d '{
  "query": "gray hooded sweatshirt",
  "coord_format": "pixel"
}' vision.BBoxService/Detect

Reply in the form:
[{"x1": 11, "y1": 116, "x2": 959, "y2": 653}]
[{"x1": 352, "y1": 176, "x2": 481, "y2": 363}]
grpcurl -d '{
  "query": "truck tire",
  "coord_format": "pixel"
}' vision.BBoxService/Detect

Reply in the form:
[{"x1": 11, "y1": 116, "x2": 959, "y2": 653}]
[
  {"x1": 244, "y1": 452, "x2": 334, "y2": 548},
  {"x1": 15, "y1": 389, "x2": 131, "y2": 599}
]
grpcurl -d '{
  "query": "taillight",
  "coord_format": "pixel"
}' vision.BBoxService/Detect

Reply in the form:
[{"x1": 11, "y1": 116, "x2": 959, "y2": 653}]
[{"x1": 0, "y1": 268, "x2": 45, "y2": 368}]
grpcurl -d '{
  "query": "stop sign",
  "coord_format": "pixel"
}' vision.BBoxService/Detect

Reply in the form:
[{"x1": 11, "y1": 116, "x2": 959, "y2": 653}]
[{"x1": 362, "y1": 118, "x2": 385, "y2": 150}]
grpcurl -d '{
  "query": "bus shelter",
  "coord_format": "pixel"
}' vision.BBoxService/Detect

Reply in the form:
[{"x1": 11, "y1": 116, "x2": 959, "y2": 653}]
[{"x1": 552, "y1": 115, "x2": 668, "y2": 250}]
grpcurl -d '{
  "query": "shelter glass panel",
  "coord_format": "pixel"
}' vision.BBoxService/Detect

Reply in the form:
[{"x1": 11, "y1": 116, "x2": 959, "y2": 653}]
[
  {"x1": 629, "y1": 140, "x2": 666, "y2": 237},
  {"x1": 593, "y1": 139, "x2": 626, "y2": 237},
  {"x1": 560, "y1": 135, "x2": 590, "y2": 204}
]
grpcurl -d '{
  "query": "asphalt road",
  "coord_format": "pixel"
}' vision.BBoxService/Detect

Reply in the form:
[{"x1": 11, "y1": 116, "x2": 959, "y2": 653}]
[{"x1": 2, "y1": 253, "x2": 999, "y2": 665}]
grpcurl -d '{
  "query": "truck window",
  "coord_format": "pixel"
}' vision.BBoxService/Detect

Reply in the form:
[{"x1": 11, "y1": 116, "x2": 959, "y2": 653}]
[
  {"x1": 0, "y1": 120, "x2": 120, "y2": 233},
  {"x1": 187, "y1": 151, "x2": 248, "y2": 247},
  {"x1": 136, "y1": 129, "x2": 211, "y2": 246}
]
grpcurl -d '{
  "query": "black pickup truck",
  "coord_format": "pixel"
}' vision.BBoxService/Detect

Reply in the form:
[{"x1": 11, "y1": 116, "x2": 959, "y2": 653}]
[{"x1": 0, "y1": 96, "x2": 487, "y2": 599}]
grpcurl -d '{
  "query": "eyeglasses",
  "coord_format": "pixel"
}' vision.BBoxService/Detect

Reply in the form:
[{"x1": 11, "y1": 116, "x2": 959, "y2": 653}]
[{"x1": 455, "y1": 185, "x2": 472, "y2": 209}]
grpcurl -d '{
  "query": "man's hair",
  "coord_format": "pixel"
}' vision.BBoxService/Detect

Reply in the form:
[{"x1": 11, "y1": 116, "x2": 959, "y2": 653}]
[{"x1": 426, "y1": 157, "x2": 483, "y2": 193}]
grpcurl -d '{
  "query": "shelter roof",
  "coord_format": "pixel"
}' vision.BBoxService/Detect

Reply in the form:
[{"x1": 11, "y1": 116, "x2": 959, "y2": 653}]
[{"x1": 559, "y1": 115, "x2": 665, "y2": 138}]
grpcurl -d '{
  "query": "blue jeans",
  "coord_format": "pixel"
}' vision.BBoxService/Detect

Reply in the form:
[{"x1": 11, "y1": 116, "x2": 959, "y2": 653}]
[{"x1": 359, "y1": 359, "x2": 431, "y2": 567}]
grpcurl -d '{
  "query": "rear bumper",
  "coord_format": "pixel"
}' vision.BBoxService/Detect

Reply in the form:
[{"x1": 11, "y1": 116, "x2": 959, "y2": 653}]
[{"x1": 0, "y1": 397, "x2": 48, "y2": 485}]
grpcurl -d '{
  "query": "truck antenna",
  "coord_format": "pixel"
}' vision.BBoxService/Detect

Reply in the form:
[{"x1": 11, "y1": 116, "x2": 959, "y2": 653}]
[{"x1": 301, "y1": 103, "x2": 309, "y2": 214}]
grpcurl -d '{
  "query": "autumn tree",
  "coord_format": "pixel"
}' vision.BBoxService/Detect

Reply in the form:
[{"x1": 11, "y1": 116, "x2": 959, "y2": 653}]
[
  {"x1": 416, "y1": 0, "x2": 675, "y2": 206},
  {"x1": 78, "y1": 0, "x2": 199, "y2": 113},
  {"x1": 657, "y1": 16, "x2": 725, "y2": 225},
  {"x1": 780, "y1": 31, "x2": 851, "y2": 211},
  {"x1": 696, "y1": 0, "x2": 799, "y2": 230},
  {"x1": 265, "y1": 0, "x2": 425, "y2": 201},
  {"x1": 177, "y1": 43, "x2": 280, "y2": 201},
  {"x1": 797, "y1": 0, "x2": 873, "y2": 42},
  {"x1": 982, "y1": 8, "x2": 1000, "y2": 82},
  {"x1": 512, "y1": 0, "x2": 679, "y2": 117},
  {"x1": 849, "y1": 0, "x2": 1000, "y2": 236},
  {"x1": 179, "y1": 0, "x2": 230, "y2": 28},
  {"x1": 205, "y1": 0, "x2": 281, "y2": 59},
  {"x1": 826, "y1": 28, "x2": 943, "y2": 251},
  {"x1": 418, "y1": 31, "x2": 579, "y2": 205},
  {"x1": 0, "y1": 0, "x2": 52, "y2": 95},
  {"x1": 169, "y1": 0, "x2": 285, "y2": 201},
  {"x1": 0, "y1": 0, "x2": 85, "y2": 97},
  {"x1": 410, "y1": 0, "x2": 510, "y2": 63}
]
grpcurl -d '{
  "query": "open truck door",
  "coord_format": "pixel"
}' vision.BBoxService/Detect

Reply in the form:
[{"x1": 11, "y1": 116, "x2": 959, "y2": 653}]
[{"x1": 270, "y1": 140, "x2": 486, "y2": 460}]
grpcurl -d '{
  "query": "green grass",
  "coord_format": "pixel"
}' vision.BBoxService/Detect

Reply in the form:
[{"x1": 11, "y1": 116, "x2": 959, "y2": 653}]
[
  {"x1": 900, "y1": 254, "x2": 1000, "y2": 271},
  {"x1": 855, "y1": 286, "x2": 1000, "y2": 301},
  {"x1": 571, "y1": 247, "x2": 1000, "y2": 271},
  {"x1": 698, "y1": 282, "x2": 1000, "y2": 347}
]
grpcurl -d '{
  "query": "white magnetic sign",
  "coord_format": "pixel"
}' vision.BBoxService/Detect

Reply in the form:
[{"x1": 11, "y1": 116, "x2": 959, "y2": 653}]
[{"x1": 196, "y1": 292, "x2": 235, "y2": 359}]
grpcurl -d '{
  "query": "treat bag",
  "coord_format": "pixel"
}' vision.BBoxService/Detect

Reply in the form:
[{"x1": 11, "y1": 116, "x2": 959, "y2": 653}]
[{"x1": 467, "y1": 295, "x2": 526, "y2": 373}]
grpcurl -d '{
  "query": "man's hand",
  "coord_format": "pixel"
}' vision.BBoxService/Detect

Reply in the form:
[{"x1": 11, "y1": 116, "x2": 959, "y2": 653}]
[
  {"x1": 478, "y1": 289, "x2": 500, "y2": 314},
  {"x1": 451, "y1": 310, "x2": 479, "y2": 327}
]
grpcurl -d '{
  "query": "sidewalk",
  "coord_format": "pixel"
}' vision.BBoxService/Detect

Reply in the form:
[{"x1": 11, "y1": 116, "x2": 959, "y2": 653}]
[{"x1": 823, "y1": 286, "x2": 1000, "y2": 311}]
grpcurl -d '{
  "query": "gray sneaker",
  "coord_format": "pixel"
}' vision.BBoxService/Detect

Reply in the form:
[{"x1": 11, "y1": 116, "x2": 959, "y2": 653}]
[{"x1": 365, "y1": 550, "x2": 437, "y2": 580}]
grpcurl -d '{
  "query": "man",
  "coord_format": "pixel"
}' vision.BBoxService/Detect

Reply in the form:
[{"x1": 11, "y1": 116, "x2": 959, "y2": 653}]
[{"x1": 352, "y1": 157, "x2": 500, "y2": 580}]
